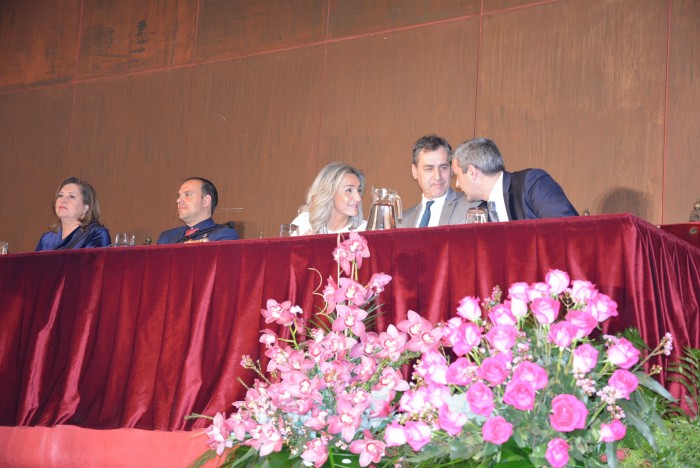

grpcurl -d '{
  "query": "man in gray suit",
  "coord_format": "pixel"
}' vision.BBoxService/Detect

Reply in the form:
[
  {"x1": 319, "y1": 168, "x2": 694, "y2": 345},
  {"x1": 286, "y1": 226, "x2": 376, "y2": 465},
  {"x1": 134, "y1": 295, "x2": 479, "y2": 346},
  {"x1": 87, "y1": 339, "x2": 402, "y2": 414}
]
[{"x1": 398, "y1": 135, "x2": 475, "y2": 228}]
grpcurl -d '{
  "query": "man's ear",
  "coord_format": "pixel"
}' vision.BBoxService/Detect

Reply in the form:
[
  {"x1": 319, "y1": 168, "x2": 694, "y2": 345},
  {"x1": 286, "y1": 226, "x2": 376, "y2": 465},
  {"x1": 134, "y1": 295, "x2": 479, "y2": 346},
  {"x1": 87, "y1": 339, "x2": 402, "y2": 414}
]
[
  {"x1": 411, "y1": 164, "x2": 418, "y2": 180},
  {"x1": 203, "y1": 194, "x2": 212, "y2": 208}
]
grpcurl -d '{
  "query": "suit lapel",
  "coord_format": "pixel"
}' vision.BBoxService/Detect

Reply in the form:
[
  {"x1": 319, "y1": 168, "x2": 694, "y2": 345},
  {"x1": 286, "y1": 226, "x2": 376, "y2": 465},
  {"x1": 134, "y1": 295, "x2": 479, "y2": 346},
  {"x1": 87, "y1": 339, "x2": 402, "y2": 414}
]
[
  {"x1": 503, "y1": 171, "x2": 526, "y2": 221},
  {"x1": 439, "y1": 189, "x2": 456, "y2": 225}
]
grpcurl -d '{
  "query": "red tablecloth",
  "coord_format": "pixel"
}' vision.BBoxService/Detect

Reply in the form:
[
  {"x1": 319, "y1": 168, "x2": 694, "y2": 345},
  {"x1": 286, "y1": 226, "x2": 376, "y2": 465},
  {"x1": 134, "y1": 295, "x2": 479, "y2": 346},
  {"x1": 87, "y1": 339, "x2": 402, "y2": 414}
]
[
  {"x1": 659, "y1": 222, "x2": 700, "y2": 248},
  {"x1": 1, "y1": 214, "x2": 699, "y2": 433}
]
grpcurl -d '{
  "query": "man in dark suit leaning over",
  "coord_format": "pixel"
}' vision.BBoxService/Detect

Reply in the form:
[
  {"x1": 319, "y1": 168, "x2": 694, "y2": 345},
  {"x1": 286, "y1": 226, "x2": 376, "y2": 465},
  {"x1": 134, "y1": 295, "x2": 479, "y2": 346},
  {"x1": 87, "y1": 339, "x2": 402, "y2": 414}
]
[
  {"x1": 398, "y1": 135, "x2": 477, "y2": 228},
  {"x1": 157, "y1": 177, "x2": 239, "y2": 244},
  {"x1": 451, "y1": 138, "x2": 578, "y2": 221}
]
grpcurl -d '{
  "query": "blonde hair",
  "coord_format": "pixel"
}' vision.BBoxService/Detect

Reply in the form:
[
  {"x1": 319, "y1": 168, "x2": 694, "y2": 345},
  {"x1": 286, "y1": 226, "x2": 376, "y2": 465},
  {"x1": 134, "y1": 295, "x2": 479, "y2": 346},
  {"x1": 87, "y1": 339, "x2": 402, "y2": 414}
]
[{"x1": 299, "y1": 162, "x2": 365, "y2": 233}]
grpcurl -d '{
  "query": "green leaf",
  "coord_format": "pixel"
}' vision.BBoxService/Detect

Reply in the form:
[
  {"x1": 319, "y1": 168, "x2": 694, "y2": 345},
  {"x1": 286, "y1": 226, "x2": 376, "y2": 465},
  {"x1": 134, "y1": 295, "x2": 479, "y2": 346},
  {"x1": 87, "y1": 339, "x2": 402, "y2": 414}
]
[
  {"x1": 605, "y1": 443, "x2": 618, "y2": 468},
  {"x1": 620, "y1": 402, "x2": 657, "y2": 450},
  {"x1": 635, "y1": 372, "x2": 676, "y2": 401}
]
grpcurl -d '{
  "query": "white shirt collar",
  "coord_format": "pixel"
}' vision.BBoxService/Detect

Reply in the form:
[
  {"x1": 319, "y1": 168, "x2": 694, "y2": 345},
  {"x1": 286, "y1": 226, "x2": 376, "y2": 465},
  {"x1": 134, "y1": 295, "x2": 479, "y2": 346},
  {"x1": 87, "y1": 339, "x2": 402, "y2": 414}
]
[{"x1": 487, "y1": 172, "x2": 509, "y2": 222}]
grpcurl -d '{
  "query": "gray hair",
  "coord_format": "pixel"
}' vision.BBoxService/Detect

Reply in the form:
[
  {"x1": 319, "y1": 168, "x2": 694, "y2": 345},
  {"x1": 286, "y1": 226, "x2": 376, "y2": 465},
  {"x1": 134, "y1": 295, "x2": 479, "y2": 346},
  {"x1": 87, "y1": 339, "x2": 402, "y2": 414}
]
[
  {"x1": 453, "y1": 138, "x2": 505, "y2": 175},
  {"x1": 299, "y1": 162, "x2": 365, "y2": 233}
]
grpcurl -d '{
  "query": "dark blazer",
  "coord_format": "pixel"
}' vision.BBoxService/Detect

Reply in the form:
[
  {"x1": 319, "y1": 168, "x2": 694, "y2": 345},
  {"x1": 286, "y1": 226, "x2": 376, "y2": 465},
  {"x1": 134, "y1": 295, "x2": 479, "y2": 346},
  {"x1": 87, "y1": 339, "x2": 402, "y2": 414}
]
[
  {"x1": 398, "y1": 188, "x2": 474, "y2": 227},
  {"x1": 503, "y1": 169, "x2": 578, "y2": 220},
  {"x1": 36, "y1": 223, "x2": 111, "y2": 251},
  {"x1": 156, "y1": 218, "x2": 239, "y2": 245}
]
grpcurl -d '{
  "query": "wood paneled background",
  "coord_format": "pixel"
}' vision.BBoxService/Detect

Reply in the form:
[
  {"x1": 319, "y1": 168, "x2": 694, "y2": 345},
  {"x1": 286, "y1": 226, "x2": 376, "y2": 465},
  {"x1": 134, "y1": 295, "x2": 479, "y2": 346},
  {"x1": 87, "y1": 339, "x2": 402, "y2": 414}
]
[{"x1": 1, "y1": 0, "x2": 697, "y2": 252}]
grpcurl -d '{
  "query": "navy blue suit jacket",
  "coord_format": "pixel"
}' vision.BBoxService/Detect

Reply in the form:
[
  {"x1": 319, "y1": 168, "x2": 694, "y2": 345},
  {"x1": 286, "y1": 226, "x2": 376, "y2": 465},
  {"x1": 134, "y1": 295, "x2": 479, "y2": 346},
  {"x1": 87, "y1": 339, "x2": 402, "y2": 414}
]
[
  {"x1": 156, "y1": 218, "x2": 239, "y2": 245},
  {"x1": 36, "y1": 223, "x2": 111, "y2": 251},
  {"x1": 503, "y1": 169, "x2": 578, "y2": 220}
]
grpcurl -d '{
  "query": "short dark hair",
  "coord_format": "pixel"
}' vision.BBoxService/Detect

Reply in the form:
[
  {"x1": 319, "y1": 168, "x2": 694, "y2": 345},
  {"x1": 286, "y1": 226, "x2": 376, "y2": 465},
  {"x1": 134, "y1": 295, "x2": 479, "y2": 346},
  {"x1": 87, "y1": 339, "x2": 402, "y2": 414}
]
[
  {"x1": 412, "y1": 135, "x2": 453, "y2": 165},
  {"x1": 182, "y1": 177, "x2": 219, "y2": 214}
]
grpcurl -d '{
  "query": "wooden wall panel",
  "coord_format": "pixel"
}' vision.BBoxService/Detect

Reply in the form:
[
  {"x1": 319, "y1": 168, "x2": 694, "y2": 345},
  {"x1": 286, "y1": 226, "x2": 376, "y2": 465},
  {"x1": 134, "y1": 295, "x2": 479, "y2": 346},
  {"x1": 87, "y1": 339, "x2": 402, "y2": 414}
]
[
  {"x1": 483, "y1": 0, "x2": 550, "y2": 13},
  {"x1": 665, "y1": 0, "x2": 700, "y2": 223},
  {"x1": 476, "y1": 0, "x2": 668, "y2": 223},
  {"x1": 77, "y1": 0, "x2": 197, "y2": 79},
  {"x1": 0, "y1": 87, "x2": 73, "y2": 252},
  {"x1": 196, "y1": 0, "x2": 327, "y2": 62},
  {"x1": 68, "y1": 69, "x2": 196, "y2": 245},
  {"x1": 188, "y1": 47, "x2": 325, "y2": 238},
  {"x1": 0, "y1": 0, "x2": 80, "y2": 90},
  {"x1": 328, "y1": 0, "x2": 479, "y2": 39},
  {"x1": 321, "y1": 20, "x2": 480, "y2": 210}
]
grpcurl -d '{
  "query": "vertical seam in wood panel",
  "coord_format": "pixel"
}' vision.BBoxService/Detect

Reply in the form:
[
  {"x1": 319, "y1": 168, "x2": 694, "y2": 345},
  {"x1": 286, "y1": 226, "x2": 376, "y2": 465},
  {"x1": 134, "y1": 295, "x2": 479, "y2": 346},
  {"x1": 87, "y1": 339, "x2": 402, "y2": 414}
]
[
  {"x1": 473, "y1": 0, "x2": 485, "y2": 138},
  {"x1": 67, "y1": 0, "x2": 86, "y2": 166},
  {"x1": 74, "y1": 0, "x2": 86, "y2": 79},
  {"x1": 192, "y1": 0, "x2": 202, "y2": 64},
  {"x1": 316, "y1": 0, "x2": 332, "y2": 172},
  {"x1": 661, "y1": 0, "x2": 673, "y2": 223}
]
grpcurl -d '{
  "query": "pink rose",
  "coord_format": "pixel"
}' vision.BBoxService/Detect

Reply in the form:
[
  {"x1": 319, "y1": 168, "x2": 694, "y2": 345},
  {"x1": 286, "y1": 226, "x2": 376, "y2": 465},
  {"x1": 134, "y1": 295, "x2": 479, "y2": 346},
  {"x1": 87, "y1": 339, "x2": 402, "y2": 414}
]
[
  {"x1": 478, "y1": 357, "x2": 510, "y2": 386},
  {"x1": 414, "y1": 350, "x2": 449, "y2": 385},
  {"x1": 550, "y1": 394, "x2": 588, "y2": 432},
  {"x1": 404, "y1": 421, "x2": 431, "y2": 451},
  {"x1": 572, "y1": 343, "x2": 599, "y2": 373},
  {"x1": 599, "y1": 419, "x2": 627, "y2": 442},
  {"x1": 384, "y1": 422, "x2": 407, "y2": 447},
  {"x1": 503, "y1": 380, "x2": 536, "y2": 411},
  {"x1": 488, "y1": 304, "x2": 517, "y2": 326},
  {"x1": 512, "y1": 361, "x2": 548, "y2": 390},
  {"x1": 485, "y1": 324, "x2": 518, "y2": 353},
  {"x1": 527, "y1": 281, "x2": 550, "y2": 301},
  {"x1": 466, "y1": 381, "x2": 495, "y2": 416},
  {"x1": 446, "y1": 357, "x2": 476, "y2": 385},
  {"x1": 531, "y1": 296, "x2": 560, "y2": 324},
  {"x1": 608, "y1": 369, "x2": 639, "y2": 399},
  {"x1": 507, "y1": 282, "x2": 530, "y2": 318},
  {"x1": 548, "y1": 321, "x2": 578, "y2": 348},
  {"x1": 438, "y1": 404, "x2": 467, "y2": 436},
  {"x1": 456, "y1": 296, "x2": 482, "y2": 321},
  {"x1": 444, "y1": 320, "x2": 482, "y2": 356},
  {"x1": 546, "y1": 269, "x2": 570, "y2": 295},
  {"x1": 508, "y1": 298, "x2": 529, "y2": 318},
  {"x1": 606, "y1": 338, "x2": 641, "y2": 369},
  {"x1": 545, "y1": 438, "x2": 570, "y2": 468},
  {"x1": 566, "y1": 310, "x2": 598, "y2": 339},
  {"x1": 508, "y1": 281, "x2": 529, "y2": 299},
  {"x1": 569, "y1": 279, "x2": 598, "y2": 303},
  {"x1": 587, "y1": 293, "x2": 618, "y2": 322},
  {"x1": 482, "y1": 416, "x2": 513, "y2": 445}
]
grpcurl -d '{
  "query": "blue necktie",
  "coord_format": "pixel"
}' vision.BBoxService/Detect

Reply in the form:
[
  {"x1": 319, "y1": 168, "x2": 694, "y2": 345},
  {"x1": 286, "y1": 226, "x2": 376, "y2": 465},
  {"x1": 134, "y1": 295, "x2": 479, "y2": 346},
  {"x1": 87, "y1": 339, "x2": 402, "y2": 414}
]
[{"x1": 418, "y1": 200, "x2": 434, "y2": 227}]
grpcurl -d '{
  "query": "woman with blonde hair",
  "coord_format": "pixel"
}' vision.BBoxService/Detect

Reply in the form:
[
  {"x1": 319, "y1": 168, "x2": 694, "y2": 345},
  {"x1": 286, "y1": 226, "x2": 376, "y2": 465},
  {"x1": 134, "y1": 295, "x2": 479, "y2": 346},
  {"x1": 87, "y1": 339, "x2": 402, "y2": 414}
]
[
  {"x1": 36, "y1": 176, "x2": 111, "y2": 250},
  {"x1": 290, "y1": 162, "x2": 366, "y2": 235}
]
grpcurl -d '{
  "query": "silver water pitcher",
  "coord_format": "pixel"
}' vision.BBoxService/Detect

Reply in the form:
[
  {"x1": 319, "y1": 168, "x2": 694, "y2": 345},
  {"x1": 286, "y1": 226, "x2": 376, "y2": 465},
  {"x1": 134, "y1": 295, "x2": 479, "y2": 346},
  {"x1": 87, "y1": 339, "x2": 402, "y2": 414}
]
[{"x1": 366, "y1": 187, "x2": 402, "y2": 230}]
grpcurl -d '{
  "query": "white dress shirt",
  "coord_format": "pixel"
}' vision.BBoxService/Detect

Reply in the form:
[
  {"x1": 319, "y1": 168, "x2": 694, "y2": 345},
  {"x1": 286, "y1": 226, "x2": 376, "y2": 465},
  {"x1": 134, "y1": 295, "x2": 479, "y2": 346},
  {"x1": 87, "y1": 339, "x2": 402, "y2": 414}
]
[
  {"x1": 416, "y1": 193, "x2": 448, "y2": 227},
  {"x1": 487, "y1": 172, "x2": 510, "y2": 222}
]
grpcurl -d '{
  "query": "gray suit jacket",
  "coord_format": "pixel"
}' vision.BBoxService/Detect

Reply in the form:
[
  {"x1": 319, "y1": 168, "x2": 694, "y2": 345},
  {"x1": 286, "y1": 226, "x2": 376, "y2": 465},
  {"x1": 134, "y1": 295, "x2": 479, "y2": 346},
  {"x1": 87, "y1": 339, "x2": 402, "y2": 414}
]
[{"x1": 398, "y1": 188, "x2": 477, "y2": 227}]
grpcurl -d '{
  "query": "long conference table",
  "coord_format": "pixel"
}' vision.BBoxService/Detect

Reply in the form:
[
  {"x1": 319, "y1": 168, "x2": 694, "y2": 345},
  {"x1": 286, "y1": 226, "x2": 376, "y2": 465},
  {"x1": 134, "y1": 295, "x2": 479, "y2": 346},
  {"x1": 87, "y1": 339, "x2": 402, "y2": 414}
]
[{"x1": 1, "y1": 214, "x2": 699, "y2": 467}]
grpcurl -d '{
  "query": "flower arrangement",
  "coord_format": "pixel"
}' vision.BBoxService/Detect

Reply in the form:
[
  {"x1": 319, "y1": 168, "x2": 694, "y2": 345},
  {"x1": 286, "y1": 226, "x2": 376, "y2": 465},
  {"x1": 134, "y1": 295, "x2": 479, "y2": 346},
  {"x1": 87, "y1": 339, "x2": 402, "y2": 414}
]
[{"x1": 193, "y1": 232, "x2": 674, "y2": 467}]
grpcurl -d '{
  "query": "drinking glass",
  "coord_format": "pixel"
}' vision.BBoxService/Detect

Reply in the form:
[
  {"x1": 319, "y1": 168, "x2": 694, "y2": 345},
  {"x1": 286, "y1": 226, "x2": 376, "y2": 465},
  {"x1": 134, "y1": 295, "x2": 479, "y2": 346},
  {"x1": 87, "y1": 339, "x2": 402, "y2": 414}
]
[
  {"x1": 115, "y1": 233, "x2": 136, "y2": 246},
  {"x1": 280, "y1": 224, "x2": 299, "y2": 237},
  {"x1": 0, "y1": 241, "x2": 8, "y2": 255},
  {"x1": 466, "y1": 208, "x2": 488, "y2": 224}
]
